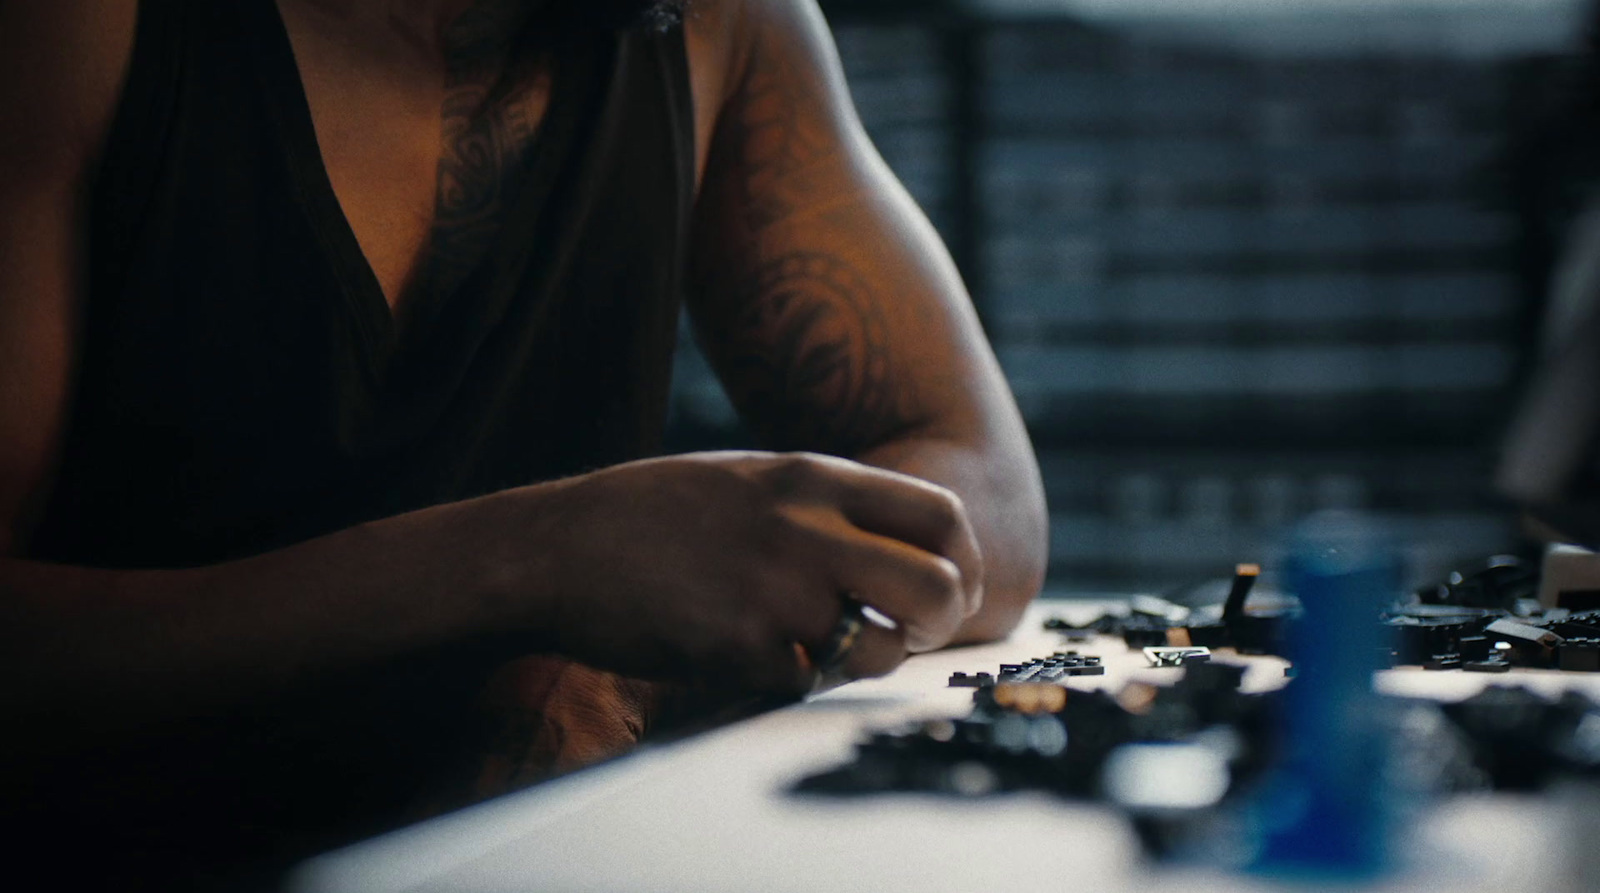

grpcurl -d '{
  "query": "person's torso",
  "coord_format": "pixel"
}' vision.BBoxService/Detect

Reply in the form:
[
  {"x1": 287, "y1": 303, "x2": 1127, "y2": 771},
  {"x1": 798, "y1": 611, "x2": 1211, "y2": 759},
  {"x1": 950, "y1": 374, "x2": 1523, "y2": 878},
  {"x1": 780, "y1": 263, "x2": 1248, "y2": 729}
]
[
  {"x1": 276, "y1": 0, "x2": 557, "y2": 316},
  {"x1": 10, "y1": 4, "x2": 698, "y2": 879},
  {"x1": 26, "y1": 0, "x2": 697, "y2": 569}
]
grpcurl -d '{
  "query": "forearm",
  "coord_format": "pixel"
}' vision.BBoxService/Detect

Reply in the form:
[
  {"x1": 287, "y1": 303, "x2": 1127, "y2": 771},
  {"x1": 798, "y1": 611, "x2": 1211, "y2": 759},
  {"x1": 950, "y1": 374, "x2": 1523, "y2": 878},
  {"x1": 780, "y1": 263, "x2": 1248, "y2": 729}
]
[
  {"x1": 0, "y1": 490, "x2": 553, "y2": 745},
  {"x1": 854, "y1": 424, "x2": 1047, "y2": 645}
]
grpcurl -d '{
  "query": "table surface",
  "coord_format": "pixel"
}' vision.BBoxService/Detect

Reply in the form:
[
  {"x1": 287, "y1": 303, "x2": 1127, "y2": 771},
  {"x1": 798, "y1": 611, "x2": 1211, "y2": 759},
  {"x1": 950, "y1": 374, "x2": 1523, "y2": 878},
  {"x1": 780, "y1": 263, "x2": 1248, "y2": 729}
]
[{"x1": 288, "y1": 601, "x2": 1600, "y2": 893}]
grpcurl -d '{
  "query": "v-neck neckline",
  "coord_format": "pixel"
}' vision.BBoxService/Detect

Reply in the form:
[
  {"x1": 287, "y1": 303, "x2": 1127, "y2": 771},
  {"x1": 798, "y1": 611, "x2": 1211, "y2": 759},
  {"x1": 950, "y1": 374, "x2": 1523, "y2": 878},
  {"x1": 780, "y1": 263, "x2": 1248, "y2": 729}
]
[{"x1": 249, "y1": 0, "x2": 575, "y2": 380}]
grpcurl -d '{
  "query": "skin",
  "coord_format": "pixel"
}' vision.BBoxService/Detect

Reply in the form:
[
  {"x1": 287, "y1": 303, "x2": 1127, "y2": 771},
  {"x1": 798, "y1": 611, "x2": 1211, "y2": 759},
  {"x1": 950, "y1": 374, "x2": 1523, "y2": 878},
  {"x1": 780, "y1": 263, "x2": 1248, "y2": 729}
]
[{"x1": 0, "y1": 0, "x2": 1047, "y2": 765}]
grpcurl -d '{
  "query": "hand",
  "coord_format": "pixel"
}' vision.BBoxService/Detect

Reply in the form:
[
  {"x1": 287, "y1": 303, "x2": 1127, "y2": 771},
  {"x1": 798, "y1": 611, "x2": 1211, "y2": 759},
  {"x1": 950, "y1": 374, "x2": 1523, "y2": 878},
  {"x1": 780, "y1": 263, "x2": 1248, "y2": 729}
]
[{"x1": 508, "y1": 451, "x2": 983, "y2": 694}]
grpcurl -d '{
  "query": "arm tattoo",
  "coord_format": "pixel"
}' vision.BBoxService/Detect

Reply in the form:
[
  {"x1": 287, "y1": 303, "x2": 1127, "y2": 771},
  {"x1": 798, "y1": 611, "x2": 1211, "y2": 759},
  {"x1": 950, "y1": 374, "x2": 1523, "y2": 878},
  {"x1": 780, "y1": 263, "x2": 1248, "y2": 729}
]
[
  {"x1": 697, "y1": 27, "x2": 920, "y2": 454},
  {"x1": 727, "y1": 38, "x2": 834, "y2": 231},
  {"x1": 700, "y1": 252, "x2": 917, "y2": 455}
]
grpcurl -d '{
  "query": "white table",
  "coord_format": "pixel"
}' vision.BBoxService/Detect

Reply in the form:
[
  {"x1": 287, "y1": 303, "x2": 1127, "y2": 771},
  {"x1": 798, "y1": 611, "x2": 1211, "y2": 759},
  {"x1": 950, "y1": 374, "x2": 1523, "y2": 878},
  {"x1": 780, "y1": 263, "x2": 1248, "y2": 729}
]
[{"x1": 289, "y1": 601, "x2": 1600, "y2": 893}]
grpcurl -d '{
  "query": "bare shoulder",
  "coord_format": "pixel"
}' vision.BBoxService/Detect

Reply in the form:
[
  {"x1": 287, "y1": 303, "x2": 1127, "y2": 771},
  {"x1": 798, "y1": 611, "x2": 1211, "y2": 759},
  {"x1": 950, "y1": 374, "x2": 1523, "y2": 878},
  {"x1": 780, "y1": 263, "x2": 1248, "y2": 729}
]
[
  {"x1": 680, "y1": 0, "x2": 869, "y2": 202},
  {"x1": 679, "y1": 0, "x2": 847, "y2": 184},
  {"x1": 0, "y1": 1, "x2": 138, "y2": 181},
  {"x1": 681, "y1": 0, "x2": 840, "y2": 82}
]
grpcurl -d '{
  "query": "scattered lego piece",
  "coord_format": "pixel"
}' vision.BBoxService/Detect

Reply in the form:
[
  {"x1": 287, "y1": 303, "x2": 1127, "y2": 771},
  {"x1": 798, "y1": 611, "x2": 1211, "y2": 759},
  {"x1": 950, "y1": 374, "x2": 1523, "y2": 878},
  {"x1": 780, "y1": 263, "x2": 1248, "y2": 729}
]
[
  {"x1": 1485, "y1": 618, "x2": 1564, "y2": 651},
  {"x1": 1386, "y1": 615, "x2": 1479, "y2": 665},
  {"x1": 1184, "y1": 622, "x2": 1232, "y2": 648},
  {"x1": 991, "y1": 682, "x2": 1068, "y2": 714},
  {"x1": 1119, "y1": 614, "x2": 1174, "y2": 649},
  {"x1": 1221, "y1": 563, "x2": 1260, "y2": 626},
  {"x1": 1458, "y1": 635, "x2": 1491, "y2": 662},
  {"x1": 998, "y1": 663, "x2": 1041, "y2": 682},
  {"x1": 977, "y1": 653, "x2": 1108, "y2": 686},
  {"x1": 1043, "y1": 616, "x2": 1099, "y2": 642},
  {"x1": 948, "y1": 671, "x2": 994, "y2": 688},
  {"x1": 1559, "y1": 638, "x2": 1600, "y2": 672},
  {"x1": 1143, "y1": 646, "x2": 1212, "y2": 668},
  {"x1": 1553, "y1": 610, "x2": 1600, "y2": 639},
  {"x1": 1131, "y1": 594, "x2": 1190, "y2": 625},
  {"x1": 1220, "y1": 562, "x2": 1294, "y2": 654},
  {"x1": 1065, "y1": 658, "x2": 1106, "y2": 676},
  {"x1": 1423, "y1": 653, "x2": 1462, "y2": 671}
]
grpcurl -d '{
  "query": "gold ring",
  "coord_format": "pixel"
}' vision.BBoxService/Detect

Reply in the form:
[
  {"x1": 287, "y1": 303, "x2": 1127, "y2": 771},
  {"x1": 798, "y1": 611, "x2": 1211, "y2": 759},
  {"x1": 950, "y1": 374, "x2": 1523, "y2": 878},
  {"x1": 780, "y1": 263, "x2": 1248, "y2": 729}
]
[{"x1": 813, "y1": 597, "x2": 866, "y2": 674}]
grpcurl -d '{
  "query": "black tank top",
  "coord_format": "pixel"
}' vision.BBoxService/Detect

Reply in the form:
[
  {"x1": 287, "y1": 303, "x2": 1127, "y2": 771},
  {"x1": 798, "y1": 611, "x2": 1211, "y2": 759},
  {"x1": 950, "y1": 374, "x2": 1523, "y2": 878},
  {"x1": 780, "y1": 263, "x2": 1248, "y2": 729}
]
[
  {"x1": 14, "y1": 1, "x2": 693, "y2": 884},
  {"x1": 28, "y1": 0, "x2": 692, "y2": 568}
]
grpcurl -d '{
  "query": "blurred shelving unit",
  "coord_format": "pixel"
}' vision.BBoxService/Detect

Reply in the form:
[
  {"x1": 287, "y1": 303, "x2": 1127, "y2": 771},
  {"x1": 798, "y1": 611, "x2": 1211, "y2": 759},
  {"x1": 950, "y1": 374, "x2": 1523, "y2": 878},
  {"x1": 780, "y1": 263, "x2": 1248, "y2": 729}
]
[{"x1": 665, "y1": 0, "x2": 1589, "y2": 593}]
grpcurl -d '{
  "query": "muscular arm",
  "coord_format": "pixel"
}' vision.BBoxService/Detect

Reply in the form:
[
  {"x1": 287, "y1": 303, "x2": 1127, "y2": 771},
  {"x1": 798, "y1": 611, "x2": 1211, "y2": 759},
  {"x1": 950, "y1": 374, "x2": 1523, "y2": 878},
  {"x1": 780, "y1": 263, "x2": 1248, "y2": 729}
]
[
  {"x1": 0, "y1": 1, "x2": 987, "y2": 772},
  {"x1": 688, "y1": 0, "x2": 1048, "y2": 643}
]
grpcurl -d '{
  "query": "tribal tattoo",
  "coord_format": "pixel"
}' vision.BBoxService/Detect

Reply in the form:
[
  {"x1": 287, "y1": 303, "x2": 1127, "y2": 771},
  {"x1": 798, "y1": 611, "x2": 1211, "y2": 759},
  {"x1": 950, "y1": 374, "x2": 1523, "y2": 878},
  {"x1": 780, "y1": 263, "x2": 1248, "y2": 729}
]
[
  {"x1": 726, "y1": 33, "x2": 834, "y2": 231},
  {"x1": 698, "y1": 252, "x2": 916, "y2": 455},
  {"x1": 694, "y1": 23, "x2": 919, "y2": 455},
  {"x1": 418, "y1": 0, "x2": 548, "y2": 304}
]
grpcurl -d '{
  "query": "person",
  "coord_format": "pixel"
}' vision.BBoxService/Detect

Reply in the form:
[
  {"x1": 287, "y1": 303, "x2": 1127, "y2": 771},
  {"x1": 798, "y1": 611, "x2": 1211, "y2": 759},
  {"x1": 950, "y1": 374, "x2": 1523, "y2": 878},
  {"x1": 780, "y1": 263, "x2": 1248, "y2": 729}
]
[{"x1": 0, "y1": 0, "x2": 1047, "y2": 886}]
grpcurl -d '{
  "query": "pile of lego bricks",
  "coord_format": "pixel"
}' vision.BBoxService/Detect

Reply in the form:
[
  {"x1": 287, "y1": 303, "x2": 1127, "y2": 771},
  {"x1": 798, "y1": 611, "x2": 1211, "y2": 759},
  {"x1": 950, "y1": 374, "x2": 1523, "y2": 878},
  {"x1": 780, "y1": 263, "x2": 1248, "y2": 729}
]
[
  {"x1": 1042, "y1": 562, "x2": 1600, "y2": 674},
  {"x1": 795, "y1": 560, "x2": 1600, "y2": 863},
  {"x1": 792, "y1": 657, "x2": 1600, "y2": 861}
]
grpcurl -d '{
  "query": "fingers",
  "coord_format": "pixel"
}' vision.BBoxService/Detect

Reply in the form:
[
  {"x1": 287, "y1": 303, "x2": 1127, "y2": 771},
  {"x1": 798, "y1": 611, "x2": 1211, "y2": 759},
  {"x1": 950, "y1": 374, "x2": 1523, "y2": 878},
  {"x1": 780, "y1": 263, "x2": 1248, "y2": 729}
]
[
  {"x1": 703, "y1": 617, "x2": 908, "y2": 699},
  {"x1": 770, "y1": 491, "x2": 969, "y2": 651},
  {"x1": 820, "y1": 528, "x2": 968, "y2": 652},
  {"x1": 763, "y1": 453, "x2": 984, "y2": 618},
  {"x1": 652, "y1": 452, "x2": 985, "y2": 695},
  {"x1": 841, "y1": 473, "x2": 977, "y2": 582},
  {"x1": 692, "y1": 590, "x2": 912, "y2": 697}
]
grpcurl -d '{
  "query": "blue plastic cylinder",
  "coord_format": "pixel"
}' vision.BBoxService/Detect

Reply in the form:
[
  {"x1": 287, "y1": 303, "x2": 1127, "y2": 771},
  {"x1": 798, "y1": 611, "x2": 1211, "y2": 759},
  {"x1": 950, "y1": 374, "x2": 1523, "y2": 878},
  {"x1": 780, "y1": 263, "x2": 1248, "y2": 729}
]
[{"x1": 1251, "y1": 510, "x2": 1401, "y2": 878}]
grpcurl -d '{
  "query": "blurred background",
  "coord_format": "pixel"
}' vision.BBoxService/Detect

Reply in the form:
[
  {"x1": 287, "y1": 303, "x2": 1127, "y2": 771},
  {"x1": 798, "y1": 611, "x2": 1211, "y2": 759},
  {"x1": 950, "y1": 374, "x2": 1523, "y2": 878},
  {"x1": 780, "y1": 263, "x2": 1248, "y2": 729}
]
[{"x1": 665, "y1": 0, "x2": 1596, "y2": 596}]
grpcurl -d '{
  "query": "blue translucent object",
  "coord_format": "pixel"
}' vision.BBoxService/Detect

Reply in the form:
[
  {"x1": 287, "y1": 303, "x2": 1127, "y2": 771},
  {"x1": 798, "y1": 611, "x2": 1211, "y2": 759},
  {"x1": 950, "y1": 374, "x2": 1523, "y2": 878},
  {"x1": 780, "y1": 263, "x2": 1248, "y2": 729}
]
[{"x1": 1251, "y1": 511, "x2": 1401, "y2": 879}]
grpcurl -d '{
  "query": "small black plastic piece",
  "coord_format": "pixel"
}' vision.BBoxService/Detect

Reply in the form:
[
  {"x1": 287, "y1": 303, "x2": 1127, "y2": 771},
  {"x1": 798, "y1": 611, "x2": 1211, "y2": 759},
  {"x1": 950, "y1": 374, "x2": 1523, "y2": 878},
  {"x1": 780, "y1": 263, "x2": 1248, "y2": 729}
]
[
  {"x1": 1458, "y1": 635, "x2": 1491, "y2": 662},
  {"x1": 1485, "y1": 618, "x2": 1563, "y2": 649},
  {"x1": 1184, "y1": 622, "x2": 1231, "y2": 648},
  {"x1": 1559, "y1": 638, "x2": 1600, "y2": 672},
  {"x1": 1221, "y1": 564, "x2": 1259, "y2": 627}
]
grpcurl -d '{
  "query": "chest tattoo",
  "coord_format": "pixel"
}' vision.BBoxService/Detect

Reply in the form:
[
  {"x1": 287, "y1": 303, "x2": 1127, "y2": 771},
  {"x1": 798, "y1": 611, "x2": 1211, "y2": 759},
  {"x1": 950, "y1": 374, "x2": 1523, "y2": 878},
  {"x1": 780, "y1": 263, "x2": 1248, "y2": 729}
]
[{"x1": 418, "y1": 2, "x2": 548, "y2": 304}]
